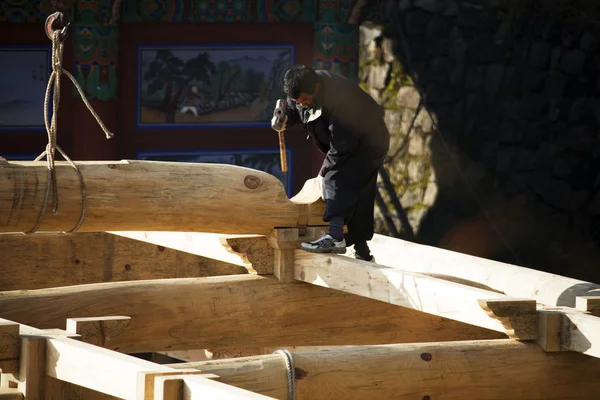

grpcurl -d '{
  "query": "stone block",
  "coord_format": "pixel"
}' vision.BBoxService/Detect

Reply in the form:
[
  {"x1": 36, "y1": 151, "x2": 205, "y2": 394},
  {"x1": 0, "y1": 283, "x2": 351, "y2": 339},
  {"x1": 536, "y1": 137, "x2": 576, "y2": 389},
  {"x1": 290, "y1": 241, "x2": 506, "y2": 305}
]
[
  {"x1": 426, "y1": 56, "x2": 454, "y2": 84},
  {"x1": 465, "y1": 65, "x2": 483, "y2": 89},
  {"x1": 368, "y1": 63, "x2": 391, "y2": 90},
  {"x1": 521, "y1": 67, "x2": 545, "y2": 93},
  {"x1": 401, "y1": 187, "x2": 425, "y2": 207},
  {"x1": 408, "y1": 133, "x2": 427, "y2": 156},
  {"x1": 426, "y1": 14, "x2": 451, "y2": 37},
  {"x1": 528, "y1": 41, "x2": 551, "y2": 68},
  {"x1": 569, "y1": 97, "x2": 587, "y2": 123},
  {"x1": 414, "y1": 108, "x2": 435, "y2": 132},
  {"x1": 550, "y1": 47, "x2": 562, "y2": 70},
  {"x1": 468, "y1": 36, "x2": 507, "y2": 63},
  {"x1": 425, "y1": 85, "x2": 460, "y2": 105},
  {"x1": 456, "y1": 7, "x2": 496, "y2": 30},
  {"x1": 396, "y1": 86, "x2": 421, "y2": 109},
  {"x1": 545, "y1": 71, "x2": 568, "y2": 97},
  {"x1": 449, "y1": 37, "x2": 468, "y2": 61},
  {"x1": 408, "y1": 160, "x2": 429, "y2": 182},
  {"x1": 450, "y1": 61, "x2": 464, "y2": 85},
  {"x1": 399, "y1": 0, "x2": 413, "y2": 11},
  {"x1": 514, "y1": 149, "x2": 536, "y2": 171},
  {"x1": 443, "y1": 0, "x2": 458, "y2": 16},
  {"x1": 522, "y1": 93, "x2": 544, "y2": 121},
  {"x1": 579, "y1": 31, "x2": 598, "y2": 52},
  {"x1": 405, "y1": 10, "x2": 432, "y2": 36},
  {"x1": 561, "y1": 49, "x2": 586, "y2": 75},
  {"x1": 496, "y1": 148, "x2": 513, "y2": 173},
  {"x1": 485, "y1": 63, "x2": 504, "y2": 93},
  {"x1": 423, "y1": 182, "x2": 438, "y2": 205},
  {"x1": 414, "y1": 0, "x2": 441, "y2": 12}
]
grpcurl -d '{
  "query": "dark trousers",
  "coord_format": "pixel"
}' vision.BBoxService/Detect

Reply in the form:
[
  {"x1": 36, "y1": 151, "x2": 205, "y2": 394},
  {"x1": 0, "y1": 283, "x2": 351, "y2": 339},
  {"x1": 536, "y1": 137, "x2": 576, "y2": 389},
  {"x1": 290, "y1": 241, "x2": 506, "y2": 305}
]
[{"x1": 324, "y1": 171, "x2": 378, "y2": 246}]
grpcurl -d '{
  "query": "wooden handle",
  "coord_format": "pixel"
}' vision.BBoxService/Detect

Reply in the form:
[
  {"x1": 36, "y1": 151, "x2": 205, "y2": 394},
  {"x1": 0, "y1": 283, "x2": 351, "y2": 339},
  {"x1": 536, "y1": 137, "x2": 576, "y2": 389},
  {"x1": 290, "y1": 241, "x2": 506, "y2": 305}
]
[{"x1": 277, "y1": 130, "x2": 287, "y2": 173}]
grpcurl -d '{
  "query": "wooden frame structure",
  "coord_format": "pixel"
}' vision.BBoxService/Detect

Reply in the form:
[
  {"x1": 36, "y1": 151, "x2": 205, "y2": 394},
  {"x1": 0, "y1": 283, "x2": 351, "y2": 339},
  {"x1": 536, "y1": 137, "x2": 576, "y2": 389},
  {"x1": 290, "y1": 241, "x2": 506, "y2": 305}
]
[{"x1": 2, "y1": 160, "x2": 600, "y2": 399}]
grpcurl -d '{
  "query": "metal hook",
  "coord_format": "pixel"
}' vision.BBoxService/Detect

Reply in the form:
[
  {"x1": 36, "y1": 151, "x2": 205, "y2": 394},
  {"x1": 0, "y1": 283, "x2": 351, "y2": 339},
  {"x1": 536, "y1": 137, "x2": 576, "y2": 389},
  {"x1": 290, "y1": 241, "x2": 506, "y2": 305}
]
[{"x1": 45, "y1": 12, "x2": 70, "y2": 42}]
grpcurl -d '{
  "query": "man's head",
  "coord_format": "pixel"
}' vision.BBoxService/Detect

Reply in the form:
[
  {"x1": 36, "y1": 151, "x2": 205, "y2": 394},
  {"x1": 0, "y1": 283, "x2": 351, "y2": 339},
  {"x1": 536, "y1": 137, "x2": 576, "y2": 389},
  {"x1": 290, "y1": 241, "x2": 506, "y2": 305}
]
[{"x1": 283, "y1": 65, "x2": 321, "y2": 108}]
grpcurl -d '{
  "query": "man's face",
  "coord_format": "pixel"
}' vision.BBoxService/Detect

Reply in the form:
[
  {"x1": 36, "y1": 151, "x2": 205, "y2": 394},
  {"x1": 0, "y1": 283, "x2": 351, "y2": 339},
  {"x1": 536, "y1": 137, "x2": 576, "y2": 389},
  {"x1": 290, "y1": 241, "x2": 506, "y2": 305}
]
[
  {"x1": 294, "y1": 93, "x2": 315, "y2": 108},
  {"x1": 293, "y1": 83, "x2": 320, "y2": 108}
]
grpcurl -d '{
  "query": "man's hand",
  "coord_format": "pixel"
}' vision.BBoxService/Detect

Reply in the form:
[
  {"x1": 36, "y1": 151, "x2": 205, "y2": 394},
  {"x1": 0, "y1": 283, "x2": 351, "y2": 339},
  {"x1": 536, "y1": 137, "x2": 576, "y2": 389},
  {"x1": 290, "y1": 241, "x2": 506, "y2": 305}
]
[{"x1": 271, "y1": 99, "x2": 288, "y2": 132}]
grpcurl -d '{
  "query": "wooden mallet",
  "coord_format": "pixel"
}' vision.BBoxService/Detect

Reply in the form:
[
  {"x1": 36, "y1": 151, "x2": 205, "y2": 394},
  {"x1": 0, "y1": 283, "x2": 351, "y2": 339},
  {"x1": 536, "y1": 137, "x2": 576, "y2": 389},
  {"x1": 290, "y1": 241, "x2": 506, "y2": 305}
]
[{"x1": 272, "y1": 100, "x2": 289, "y2": 173}]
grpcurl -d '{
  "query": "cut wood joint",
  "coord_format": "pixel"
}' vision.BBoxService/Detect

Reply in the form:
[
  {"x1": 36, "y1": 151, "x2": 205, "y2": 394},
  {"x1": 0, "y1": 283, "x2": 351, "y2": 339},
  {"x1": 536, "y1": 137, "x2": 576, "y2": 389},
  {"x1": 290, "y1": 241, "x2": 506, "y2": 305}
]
[{"x1": 477, "y1": 298, "x2": 538, "y2": 340}]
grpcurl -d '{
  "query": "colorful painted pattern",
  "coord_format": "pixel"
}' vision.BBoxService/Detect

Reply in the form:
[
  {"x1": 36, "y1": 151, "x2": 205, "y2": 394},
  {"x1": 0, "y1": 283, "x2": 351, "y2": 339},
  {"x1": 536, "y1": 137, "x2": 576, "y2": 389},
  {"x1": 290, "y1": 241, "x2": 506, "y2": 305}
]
[
  {"x1": 122, "y1": 0, "x2": 184, "y2": 22},
  {"x1": 190, "y1": 0, "x2": 250, "y2": 22},
  {"x1": 317, "y1": 0, "x2": 353, "y2": 23},
  {"x1": 313, "y1": 22, "x2": 358, "y2": 81},
  {"x1": 256, "y1": 0, "x2": 316, "y2": 22},
  {"x1": 73, "y1": 0, "x2": 118, "y2": 101},
  {"x1": 0, "y1": 0, "x2": 74, "y2": 22}
]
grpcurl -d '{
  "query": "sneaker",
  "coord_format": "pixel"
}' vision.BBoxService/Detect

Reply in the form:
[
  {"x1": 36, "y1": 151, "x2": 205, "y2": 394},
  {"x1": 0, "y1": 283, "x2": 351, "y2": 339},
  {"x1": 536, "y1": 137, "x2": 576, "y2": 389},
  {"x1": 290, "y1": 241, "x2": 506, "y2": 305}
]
[
  {"x1": 347, "y1": 249, "x2": 376, "y2": 263},
  {"x1": 300, "y1": 234, "x2": 346, "y2": 254}
]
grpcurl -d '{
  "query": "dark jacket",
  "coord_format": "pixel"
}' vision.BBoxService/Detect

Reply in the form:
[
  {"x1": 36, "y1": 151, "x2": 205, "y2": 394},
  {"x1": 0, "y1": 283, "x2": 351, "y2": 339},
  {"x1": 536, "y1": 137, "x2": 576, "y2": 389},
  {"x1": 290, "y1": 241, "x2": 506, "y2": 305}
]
[{"x1": 284, "y1": 70, "x2": 389, "y2": 180}]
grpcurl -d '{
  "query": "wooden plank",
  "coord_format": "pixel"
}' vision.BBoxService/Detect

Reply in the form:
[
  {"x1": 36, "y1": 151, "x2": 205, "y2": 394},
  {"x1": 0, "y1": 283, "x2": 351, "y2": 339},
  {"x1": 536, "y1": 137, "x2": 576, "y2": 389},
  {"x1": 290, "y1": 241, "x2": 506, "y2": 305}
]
[
  {"x1": 66, "y1": 316, "x2": 131, "y2": 347},
  {"x1": 167, "y1": 339, "x2": 600, "y2": 400},
  {"x1": 293, "y1": 251, "x2": 533, "y2": 338},
  {"x1": 0, "y1": 389, "x2": 22, "y2": 400},
  {"x1": 537, "y1": 310, "x2": 562, "y2": 352},
  {"x1": 153, "y1": 376, "x2": 182, "y2": 400},
  {"x1": 0, "y1": 232, "x2": 247, "y2": 291},
  {"x1": 109, "y1": 231, "x2": 255, "y2": 271},
  {"x1": 46, "y1": 336, "x2": 267, "y2": 399},
  {"x1": 137, "y1": 369, "x2": 210, "y2": 400},
  {"x1": 1, "y1": 337, "x2": 46, "y2": 399},
  {"x1": 289, "y1": 178, "x2": 326, "y2": 226},
  {"x1": 0, "y1": 160, "x2": 298, "y2": 234},
  {"x1": 0, "y1": 275, "x2": 504, "y2": 354},
  {"x1": 561, "y1": 311, "x2": 600, "y2": 358},
  {"x1": 180, "y1": 375, "x2": 273, "y2": 400},
  {"x1": 0, "y1": 322, "x2": 19, "y2": 374},
  {"x1": 576, "y1": 296, "x2": 600, "y2": 316},
  {"x1": 367, "y1": 234, "x2": 600, "y2": 307}
]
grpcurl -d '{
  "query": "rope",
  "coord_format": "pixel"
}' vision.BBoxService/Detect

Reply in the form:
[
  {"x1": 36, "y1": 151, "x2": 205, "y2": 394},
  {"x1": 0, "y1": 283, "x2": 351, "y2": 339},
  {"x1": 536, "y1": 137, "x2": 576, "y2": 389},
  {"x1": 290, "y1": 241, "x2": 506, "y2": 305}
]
[
  {"x1": 27, "y1": 18, "x2": 114, "y2": 235},
  {"x1": 273, "y1": 349, "x2": 295, "y2": 400}
]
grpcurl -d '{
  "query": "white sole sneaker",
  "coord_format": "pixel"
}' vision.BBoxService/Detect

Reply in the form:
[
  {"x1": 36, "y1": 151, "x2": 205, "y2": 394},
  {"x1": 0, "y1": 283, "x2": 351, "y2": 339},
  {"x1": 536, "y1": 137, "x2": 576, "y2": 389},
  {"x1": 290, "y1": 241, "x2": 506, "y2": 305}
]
[{"x1": 300, "y1": 234, "x2": 347, "y2": 254}]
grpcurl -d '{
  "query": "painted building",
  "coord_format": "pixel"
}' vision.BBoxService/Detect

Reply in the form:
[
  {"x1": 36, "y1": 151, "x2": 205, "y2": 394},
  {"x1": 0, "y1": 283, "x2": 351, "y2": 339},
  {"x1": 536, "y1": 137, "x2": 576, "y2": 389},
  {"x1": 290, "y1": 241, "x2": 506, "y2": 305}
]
[{"x1": 0, "y1": 0, "x2": 379, "y2": 196}]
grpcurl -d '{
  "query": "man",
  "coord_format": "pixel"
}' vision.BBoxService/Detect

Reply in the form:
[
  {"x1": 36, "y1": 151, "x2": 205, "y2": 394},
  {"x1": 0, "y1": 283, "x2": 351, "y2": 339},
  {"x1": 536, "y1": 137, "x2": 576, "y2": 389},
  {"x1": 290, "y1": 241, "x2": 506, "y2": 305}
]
[{"x1": 277, "y1": 65, "x2": 390, "y2": 261}]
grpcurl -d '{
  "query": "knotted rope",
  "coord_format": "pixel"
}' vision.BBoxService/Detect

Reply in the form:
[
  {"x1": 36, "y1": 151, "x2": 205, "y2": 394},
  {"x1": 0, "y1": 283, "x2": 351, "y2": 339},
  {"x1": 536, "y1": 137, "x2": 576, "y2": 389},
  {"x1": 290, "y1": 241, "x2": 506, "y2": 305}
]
[{"x1": 28, "y1": 13, "x2": 114, "y2": 234}]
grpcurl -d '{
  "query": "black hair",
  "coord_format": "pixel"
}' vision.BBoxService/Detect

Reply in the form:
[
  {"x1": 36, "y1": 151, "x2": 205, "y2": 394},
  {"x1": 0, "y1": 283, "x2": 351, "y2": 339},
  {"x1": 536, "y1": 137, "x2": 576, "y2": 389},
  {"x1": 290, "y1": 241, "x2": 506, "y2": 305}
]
[{"x1": 283, "y1": 65, "x2": 318, "y2": 99}]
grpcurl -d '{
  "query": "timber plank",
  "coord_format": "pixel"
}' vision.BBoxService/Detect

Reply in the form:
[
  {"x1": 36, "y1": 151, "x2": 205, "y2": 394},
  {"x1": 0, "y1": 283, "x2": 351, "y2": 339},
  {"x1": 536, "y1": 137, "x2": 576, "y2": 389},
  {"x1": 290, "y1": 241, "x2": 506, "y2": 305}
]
[
  {"x1": 0, "y1": 275, "x2": 504, "y2": 353},
  {"x1": 168, "y1": 339, "x2": 600, "y2": 400},
  {"x1": 0, "y1": 232, "x2": 246, "y2": 291}
]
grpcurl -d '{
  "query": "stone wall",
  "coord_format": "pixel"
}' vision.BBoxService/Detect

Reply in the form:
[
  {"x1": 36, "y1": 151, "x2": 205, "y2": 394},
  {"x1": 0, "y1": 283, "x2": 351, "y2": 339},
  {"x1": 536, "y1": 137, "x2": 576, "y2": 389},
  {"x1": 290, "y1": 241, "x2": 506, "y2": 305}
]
[{"x1": 363, "y1": 0, "x2": 600, "y2": 282}]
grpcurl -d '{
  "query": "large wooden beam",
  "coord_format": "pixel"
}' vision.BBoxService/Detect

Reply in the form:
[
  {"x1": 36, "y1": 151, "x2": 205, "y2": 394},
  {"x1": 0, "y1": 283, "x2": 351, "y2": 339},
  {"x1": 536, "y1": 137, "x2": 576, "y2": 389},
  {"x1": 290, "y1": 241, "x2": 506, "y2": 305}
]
[
  {"x1": 293, "y1": 251, "x2": 536, "y2": 339},
  {"x1": 367, "y1": 234, "x2": 600, "y2": 307},
  {"x1": 0, "y1": 275, "x2": 504, "y2": 354},
  {"x1": 0, "y1": 318, "x2": 271, "y2": 399},
  {"x1": 0, "y1": 160, "x2": 298, "y2": 234},
  {"x1": 168, "y1": 339, "x2": 600, "y2": 400},
  {"x1": 0, "y1": 232, "x2": 246, "y2": 291}
]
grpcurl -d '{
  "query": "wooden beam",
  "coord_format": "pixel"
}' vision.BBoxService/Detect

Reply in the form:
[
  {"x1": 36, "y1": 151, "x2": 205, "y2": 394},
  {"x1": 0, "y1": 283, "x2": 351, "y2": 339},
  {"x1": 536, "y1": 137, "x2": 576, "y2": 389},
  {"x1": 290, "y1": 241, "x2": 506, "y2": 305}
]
[
  {"x1": 167, "y1": 339, "x2": 600, "y2": 400},
  {"x1": 0, "y1": 232, "x2": 247, "y2": 291},
  {"x1": 219, "y1": 235, "x2": 274, "y2": 274},
  {"x1": 289, "y1": 178, "x2": 326, "y2": 226},
  {"x1": 367, "y1": 234, "x2": 600, "y2": 307},
  {"x1": 0, "y1": 275, "x2": 504, "y2": 354},
  {"x1": 108, "y1": 231, "x2": 256, "y2": 272},
  {"x1": 576, "y1": 296, "x2": 600, "y2": 316},
  {"x1": 0, "y1": 160, "x2": 298, "y2": 234},
  {"x1": 66, "y1": 316, "x2": 131, "y2": 347},
  {"x1": 293, "y1": 251, "x2": 534, "y2": 339},
  {"x1": 561, "y1": 311, "x2": 600, "y2": 358},
  {"x1": 0, "y1": 322, "x2": 19, "y2": 374}
]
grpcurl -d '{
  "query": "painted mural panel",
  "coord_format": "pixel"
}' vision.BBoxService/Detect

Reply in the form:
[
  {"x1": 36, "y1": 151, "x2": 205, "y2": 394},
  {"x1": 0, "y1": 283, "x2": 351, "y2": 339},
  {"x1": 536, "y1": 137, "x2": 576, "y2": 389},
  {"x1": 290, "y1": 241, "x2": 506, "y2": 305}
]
[
  {"x1": 137, "y1": 44, "x2": 294, "y2": 128},
  {"x1": 138, "y1": 149, "x2": 292, "y2": 195},
  {"x1": 0, "y1": 46, "x2": 51, "y2": 131}
]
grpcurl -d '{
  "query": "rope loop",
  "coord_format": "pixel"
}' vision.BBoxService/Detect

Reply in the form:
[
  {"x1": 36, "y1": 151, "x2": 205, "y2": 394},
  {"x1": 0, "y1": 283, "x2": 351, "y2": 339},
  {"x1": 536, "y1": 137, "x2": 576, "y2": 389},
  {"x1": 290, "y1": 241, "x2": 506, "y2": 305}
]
[{"x1": 26, "y1": 12, "x2": 114, "y2": 235}]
